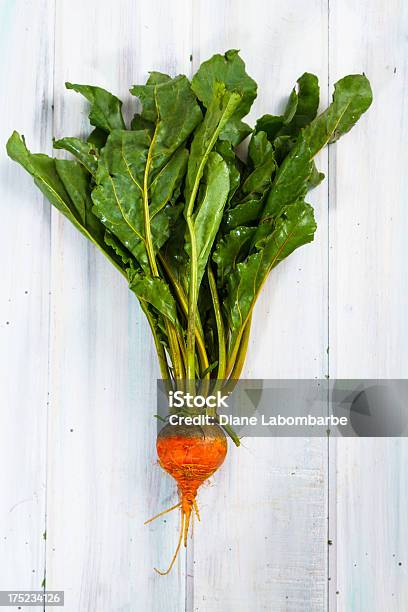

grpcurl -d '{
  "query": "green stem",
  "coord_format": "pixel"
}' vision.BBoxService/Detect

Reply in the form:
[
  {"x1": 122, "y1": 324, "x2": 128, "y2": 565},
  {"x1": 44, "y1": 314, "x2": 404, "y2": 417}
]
[
  {"x1": 158, "y1": 254, "x2": 209, "y2": 378},
  {"x1": 208, "y1": 265, "x2": 226, "y2": 383},
  {"x1": 221, "y1": 316, "x2": 252, "y2": 403},
  {"x1": 219, "y1": 421, "x2": 241, "y2": 447},
  {"x1": 143, "y1": 144, "x2": 183, "y2": 380},
  {"x1": 186, "y1": 216, "x2": 198, "y2": 385},
  {"x1": 139, "y1": 300, "x2": 171, "y2": 383},
  {"x1": 142, "y1": 151, "x2": 158, "y2": 277},
  {"x1": 217, "y1": 318, "x2": 252, "y2": 447},
  {"x1": 175, "y1": 325, "x2": 187, "y2": 376},
  {"x1": 226, "y1": 298, "x2": 257, "y2": 376},
  {"x1": 229, "y1": 316, "x2": 252, "y2": 381},
  {"x1": 167, "y1": 324, "x2": 184, "y2": 381}
]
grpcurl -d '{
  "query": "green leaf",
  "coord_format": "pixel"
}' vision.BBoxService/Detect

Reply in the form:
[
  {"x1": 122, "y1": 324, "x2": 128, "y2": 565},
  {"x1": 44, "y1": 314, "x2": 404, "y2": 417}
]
[
  {"x1": 191, "y1": 151, "x2": 230, "y2": 287},
  {"x1": 281, "y1": 73, "x2": 320, "y2": 134},
  {"x1": 308, "y1": 162, "x2": 325, "y2": 190},
  {"x1": 282, "y1": 88, "x2": 298, "y2": 124},
  {"x1": 65, "y1": 82, "x2": 126, "y2": 132},
  {"x1": 149, "y1": 147, "x2": 188, "y2": 217},
  {"x1": 6, "y1": 131, "x2": 124, "y2": 272},
  {"x1": 255, "y1": 114, "x2": 283, "y2": 142},
  {"x1": 182, "y1": 79, "x2": 241, "y2": 380},
  {"x1": 215, "y1": 141, "x2": 240, "y2": 202},
  {"x1": 55, "y1": 159, "x2": 91, "y2": 225},
  {"x1": 131, "y1": 74, "x2": 202, "y2": 175},
  {"x1": 130, "y1": 71, "x2": 171, "y2": 123},
  {"x1": 258, "y1": 136, "x2": 313, "y2": 222},
  {"x1": 92, "y1": 75, "x2": 200, "y2": 272},
  {"x1": 191, "y1": 49, "x2": 257, "y2": 145},
  {"x1": 87, "y1": 128, "x2": 108, "y2": 149},
  {"x1": 224, "y1": 197, "x2": 264, "y2": 230},
  {"x1": 104, "y1": 231, "x2": 135, "y2": 267},
  {"x1": 54, "y1": 137, "x2": 99, "y2": 176},
  {"x1": 304, "y1": 74, "x2": 372, "y2": 154},
  {"x1": 92, "y1": 129, "x2": 148, "y2": 267},
  {"x1": 185, "y1": 82, "x2": 241, "y2": 206},
  {"x1": 225, "y1": 202, "x2": 316, "y2": 359},
  {"x1": 241, "y1": 131, "x2": 276, "y2": 196},
  {"x1": 92, "y1": 122, "x2": 192, "y2": 272},
  {"x1": 255, "y1": 73, "x2": 319, "y2": 142},
  {"x1": 7, "y1": 131, "x2": 84, "y2": 229},
  {"x1": 255, "y1": 74, "x2": 372, "y2": 245},
  {"x1": 288, "y1": 72, "x2": 319, "y2": 131},
  {"x1": 213, "y1": 226, "x2": 256, "y2": 285},
  {"x1": 127, "y1": 269, "x2": 178, "y2": 326}
]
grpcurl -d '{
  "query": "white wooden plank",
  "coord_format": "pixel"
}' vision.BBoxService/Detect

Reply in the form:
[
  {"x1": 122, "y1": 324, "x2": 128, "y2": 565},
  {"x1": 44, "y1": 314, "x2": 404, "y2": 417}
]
[
  {"x1": 329, "y1": 0, "x2": 408, "y2": 609},
  {"x1": 0, "y1": 0, "x2": 54, "y2": 594},
  {"x1": 193, "y1": 2, "x2": 330, "y2": 610},
  {"x1": 45, "y1": 1, "x2": 193, "y2": 610}
]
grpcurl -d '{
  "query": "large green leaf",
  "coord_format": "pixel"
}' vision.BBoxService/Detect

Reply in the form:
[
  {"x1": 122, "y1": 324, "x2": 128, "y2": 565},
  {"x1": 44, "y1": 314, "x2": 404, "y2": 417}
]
[
  {"x1": 91, "y1": 129, "x2": 148, "y2": 266},
  {"x1": 131, "y1": 74, "x2": 202, "y2": 175},
  {"x1": 304, "y1": 74, "x2": 372, "y2": 154},
  {"x1": 7, "y1": 132, "x2": 87, "y2": 231},
  {"x1": 65, "y1": 82, "x2": 126, "y2": 132},
  {"x1": 6, "y1": 131, "x2": 125, "y2": 272},
  {"x1": 93, "y1": 75, "x2": 200, "y2": 272},
  {"x1": 225, "y1": 202, "x2": 317, "y2": 360},
  {"x1": 92, "y1": 127, "x2": 190, "y2": 272},
  {"x1": 185, "y1": 82, "x2": 241, "y2": 206},
  {"x1": 191, "y1": 151, "x2": 230, "y2": 287},
  {"x1": 191, "y1": 49, "x2": 257, "y2": 145},
  {"x1": 254, "y1": 74, "x2": 372, "y2": 245}
]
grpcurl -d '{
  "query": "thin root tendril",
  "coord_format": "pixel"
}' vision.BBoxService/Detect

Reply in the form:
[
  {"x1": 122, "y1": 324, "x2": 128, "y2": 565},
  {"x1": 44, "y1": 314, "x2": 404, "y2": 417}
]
[
  {"x1": 154, "y1": 512, "x2": 185, "y2": 576},
  {"x1": 193, "y1": 500, "x2": 200, "y2": 522},
  {"x1": 144, "y1": 502, "x2": 181, "y2": 525}
]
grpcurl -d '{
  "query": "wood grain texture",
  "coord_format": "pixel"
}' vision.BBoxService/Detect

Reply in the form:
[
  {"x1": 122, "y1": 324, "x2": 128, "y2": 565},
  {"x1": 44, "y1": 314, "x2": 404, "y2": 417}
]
[
  {"x1": 329, "y1": 0, "x2": 408, "y2": 609},
  {"x1": 0, "y1": 0, "x2": 54, "y2": 594},
  {"x1": 45, "y1": 1, "x2": 193, "y2": 610},
  {"x1": 192, "y1": 1, "x2": 329, "y2": 610},
  {"x1": 1, "y1": 1, "x2": 407, "y2": 611}
]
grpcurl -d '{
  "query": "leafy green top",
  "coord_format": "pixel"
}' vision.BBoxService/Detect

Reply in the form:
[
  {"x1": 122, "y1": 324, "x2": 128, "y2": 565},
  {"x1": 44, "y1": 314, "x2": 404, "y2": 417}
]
[{"x1": 7, "y1": 50, "x2": 372, "y2": 442}]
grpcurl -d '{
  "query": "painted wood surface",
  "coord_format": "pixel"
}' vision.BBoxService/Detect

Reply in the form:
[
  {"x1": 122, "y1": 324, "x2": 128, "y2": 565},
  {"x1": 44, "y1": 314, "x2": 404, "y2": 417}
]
[
  {"x1": 0, "y1": 0, "x2": 54, "y2": 597},
  {"x1": 329, "y1": 1, "x2": 408, "y2": 610},
  {"x1": 192, "y1": 2, "x2": 329, "y2": 610},
  {"x1": 47, "y1": 2, "x2": 193, "y2": 610},
  {"x1": 0, "y1": 1, "x2": 406, "y2": 611}
]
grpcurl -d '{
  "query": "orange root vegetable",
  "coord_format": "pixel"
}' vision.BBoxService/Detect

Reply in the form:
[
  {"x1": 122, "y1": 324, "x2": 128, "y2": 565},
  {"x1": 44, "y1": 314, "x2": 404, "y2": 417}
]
[{"x1": 148, "y1": 423, "x2": 227, "y2": 575}]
